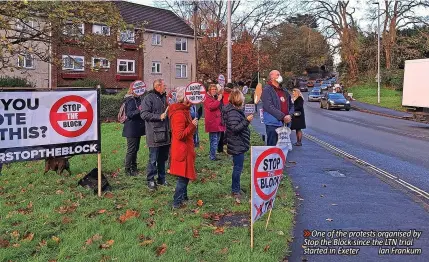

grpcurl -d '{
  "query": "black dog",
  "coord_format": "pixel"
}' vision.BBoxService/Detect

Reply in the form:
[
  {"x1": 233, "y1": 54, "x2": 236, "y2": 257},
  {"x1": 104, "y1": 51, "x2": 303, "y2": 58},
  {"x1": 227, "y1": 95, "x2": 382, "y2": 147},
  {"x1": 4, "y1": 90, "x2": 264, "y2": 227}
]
[{"x1": 44, "y1": 157, "x2": 71, "y2": 176}]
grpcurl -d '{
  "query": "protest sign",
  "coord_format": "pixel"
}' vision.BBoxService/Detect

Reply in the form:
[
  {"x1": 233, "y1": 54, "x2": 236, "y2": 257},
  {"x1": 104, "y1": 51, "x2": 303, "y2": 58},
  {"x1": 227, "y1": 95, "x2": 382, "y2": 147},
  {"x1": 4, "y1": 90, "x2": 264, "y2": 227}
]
[
  {"x1": 130, "y1": 80, "x2": 146, "y2": 96},
  {"x1": 185, "y1": 82, "x2": 206, "y2": 104},
  {"x1": 250, "y1": 146, "x2": 286, "y2": 248},
  {"x1": 244, "y1": 104, "x2": 256, "y2": 115},
  {"x1": 259, "y1": 108, "x2": 264, "y2": 124},
  {"x1": 168, "y1": 88, "x2": 178, "y2": 105},
  {"x1": 0, "y1": 90, "x2": 100, "y2": 164},
  {"x1": 218, "y1": 74, "x2": 225, "y2": 87}
]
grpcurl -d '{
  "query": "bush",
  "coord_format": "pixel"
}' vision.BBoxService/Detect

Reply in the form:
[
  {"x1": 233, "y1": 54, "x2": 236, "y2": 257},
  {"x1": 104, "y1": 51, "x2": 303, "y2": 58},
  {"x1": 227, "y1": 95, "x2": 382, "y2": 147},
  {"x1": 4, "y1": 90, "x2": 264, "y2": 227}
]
[
  {"x1": 69, "y1": 79, "x2": 103, "y2": 88},
  {"x1": 0, "y1": 76, "x2": 33, "y2": 87},
  {"x1": 100, "y1": 93, "x2": 124, "y2": 121},
  {"x1": 382, "y1": 69, "x2": 404, "y2": 91}
]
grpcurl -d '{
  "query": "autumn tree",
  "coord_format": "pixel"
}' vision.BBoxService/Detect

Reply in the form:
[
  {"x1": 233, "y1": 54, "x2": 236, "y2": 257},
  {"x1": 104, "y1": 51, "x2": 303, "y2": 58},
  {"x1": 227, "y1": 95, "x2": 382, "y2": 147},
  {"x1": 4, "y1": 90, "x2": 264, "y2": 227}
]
[{"x1": 0, "y1": 1, "x2": 130, "y2": 72}]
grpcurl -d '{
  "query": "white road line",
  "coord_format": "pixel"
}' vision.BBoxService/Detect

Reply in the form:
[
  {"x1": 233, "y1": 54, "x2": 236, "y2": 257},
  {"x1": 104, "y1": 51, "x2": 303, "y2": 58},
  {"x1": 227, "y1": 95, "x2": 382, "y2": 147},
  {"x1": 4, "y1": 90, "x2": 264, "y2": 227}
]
[{"x1": 304, "y1": 133, "x2": 429, "y2": 201}]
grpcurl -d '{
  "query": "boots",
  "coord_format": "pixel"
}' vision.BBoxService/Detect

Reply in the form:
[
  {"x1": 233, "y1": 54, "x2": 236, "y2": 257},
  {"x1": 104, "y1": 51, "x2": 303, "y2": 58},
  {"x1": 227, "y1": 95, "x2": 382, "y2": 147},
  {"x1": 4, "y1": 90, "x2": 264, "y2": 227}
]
[{"x1": 125, "y1": 168, "x2": 133, "y2": 176}]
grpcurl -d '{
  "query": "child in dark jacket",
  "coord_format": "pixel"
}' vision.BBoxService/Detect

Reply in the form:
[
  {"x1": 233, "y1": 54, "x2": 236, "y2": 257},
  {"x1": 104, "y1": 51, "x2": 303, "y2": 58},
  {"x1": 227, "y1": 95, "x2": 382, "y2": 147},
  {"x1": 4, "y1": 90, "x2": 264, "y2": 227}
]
[
  {"x1": 122, "y1": 86, "x2": 146, "y2": 176},
  {"x1": 222, "y1": 89, "x2": 253, "y2": 199}
]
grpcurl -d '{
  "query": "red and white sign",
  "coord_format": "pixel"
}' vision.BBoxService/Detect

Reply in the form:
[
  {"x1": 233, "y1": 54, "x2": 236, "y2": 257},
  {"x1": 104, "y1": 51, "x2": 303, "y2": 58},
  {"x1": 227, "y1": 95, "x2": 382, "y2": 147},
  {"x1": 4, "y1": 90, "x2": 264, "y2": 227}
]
[
  {"x1": 130, "y1": 80, "x2": 146, "y2": 96},
  {"x1": 218, "y1": 74, "x2": 225, "y2": 88},
  {"x1": 251, "y1": 146, "x2": 286, "y2": 222},
  {"x1": 168, "y1": 88, "x2": 179, "y2": 105},
  {"x1": 50, "y1": 95, "x2": 94, "y2": 138},
  {"x1": 185, "y1": 82, "x2": 206, "y2": 104}
]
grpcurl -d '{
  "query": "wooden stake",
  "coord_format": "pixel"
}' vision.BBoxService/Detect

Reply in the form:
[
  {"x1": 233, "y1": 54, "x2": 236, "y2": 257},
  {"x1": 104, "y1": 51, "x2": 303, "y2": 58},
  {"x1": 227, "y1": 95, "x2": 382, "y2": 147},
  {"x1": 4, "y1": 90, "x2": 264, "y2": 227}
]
[
  {"x1": 265, "y1": 208, "x2": 273, "y2": 230},
  {"x1": 97, "y1": 154, "x2": 102, "y2": 197},
  {"x1": 250, "y1": 147, "x2": 254, "y2": 249}
]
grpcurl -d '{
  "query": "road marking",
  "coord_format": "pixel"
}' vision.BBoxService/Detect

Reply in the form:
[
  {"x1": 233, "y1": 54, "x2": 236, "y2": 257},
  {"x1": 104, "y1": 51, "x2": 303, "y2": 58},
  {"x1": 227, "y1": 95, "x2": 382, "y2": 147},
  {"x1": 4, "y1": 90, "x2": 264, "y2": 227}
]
[{"x1": 304, "y1": 133, "x2": 429, "y2": 201}]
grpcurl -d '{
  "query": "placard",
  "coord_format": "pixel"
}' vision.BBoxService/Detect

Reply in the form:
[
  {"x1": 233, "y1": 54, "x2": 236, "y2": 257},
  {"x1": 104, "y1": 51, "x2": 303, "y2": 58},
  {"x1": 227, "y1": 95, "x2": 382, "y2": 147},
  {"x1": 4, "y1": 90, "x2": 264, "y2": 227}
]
[
  {"x1": 130, "y1": 80, "x2": 146, "y2": 96},
  {"x1": 185, "y1": 82, "x2": 206, "y2": 104},
  {"x1": 0, "y1": 90, "x2": 100, "y2": 164},
  {"x1": 244, "y1": 104, "x2": 256, "y2": 114},
  {"x1": 218, "y1": 74, "x2": 225, "y2": 88}
]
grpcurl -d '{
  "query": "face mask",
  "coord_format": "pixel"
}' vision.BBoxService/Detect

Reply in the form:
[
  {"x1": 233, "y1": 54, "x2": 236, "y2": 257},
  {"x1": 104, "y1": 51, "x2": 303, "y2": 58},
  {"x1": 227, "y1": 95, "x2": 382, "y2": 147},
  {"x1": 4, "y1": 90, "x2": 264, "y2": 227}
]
[{"x1": 276, "y1": 75, "x2": 283, "y2": 84}]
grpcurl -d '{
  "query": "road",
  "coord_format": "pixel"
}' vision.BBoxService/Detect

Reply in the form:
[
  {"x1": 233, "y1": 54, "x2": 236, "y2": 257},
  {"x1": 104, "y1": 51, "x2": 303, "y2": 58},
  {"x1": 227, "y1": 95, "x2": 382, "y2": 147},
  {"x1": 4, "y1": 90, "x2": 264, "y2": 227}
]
[{"x1": 301, "y1": 90, "x2": 429, "y2": 195}]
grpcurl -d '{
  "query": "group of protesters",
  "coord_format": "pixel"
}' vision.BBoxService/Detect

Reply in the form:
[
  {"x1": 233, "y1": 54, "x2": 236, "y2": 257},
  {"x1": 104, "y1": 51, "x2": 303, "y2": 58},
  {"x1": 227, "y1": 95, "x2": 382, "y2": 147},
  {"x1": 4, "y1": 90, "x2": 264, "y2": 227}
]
[{"x1": 121, "y1": 69, "x2": 307, "y2": 209}]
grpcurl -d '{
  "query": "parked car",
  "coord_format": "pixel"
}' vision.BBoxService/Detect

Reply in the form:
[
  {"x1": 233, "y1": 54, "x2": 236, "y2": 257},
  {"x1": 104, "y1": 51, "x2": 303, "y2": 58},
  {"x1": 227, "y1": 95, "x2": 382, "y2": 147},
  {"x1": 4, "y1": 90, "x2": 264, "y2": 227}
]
[
  {"x1": 308, "y1": 90, "x2": 323, "y2": 102},
  {"x1": 299, "y1": 85, "x2": 309, "y2": 92},
  {"x1": 320, "y1": 93, "x2": 351, "y2": 111},
  {"x1": 321, "y1": 83, "x2": 329, "y2": 90},
  {"x1": 307, "y1": 81, "x2": 314, "y2": 88}
]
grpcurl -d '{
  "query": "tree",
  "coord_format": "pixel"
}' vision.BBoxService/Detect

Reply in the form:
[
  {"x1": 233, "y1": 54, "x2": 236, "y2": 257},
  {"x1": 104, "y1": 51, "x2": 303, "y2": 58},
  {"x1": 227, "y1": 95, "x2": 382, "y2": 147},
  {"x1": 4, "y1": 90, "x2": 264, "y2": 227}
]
[
  {"x1": 0, "y1": 1, "x2": 129, "y2": 72},
  {"x1": 287, "y1": 14, "x2": 318, "y2": 29},
  {"x1": 306, "y1": 0, "x2": 360, "y2": 81}
]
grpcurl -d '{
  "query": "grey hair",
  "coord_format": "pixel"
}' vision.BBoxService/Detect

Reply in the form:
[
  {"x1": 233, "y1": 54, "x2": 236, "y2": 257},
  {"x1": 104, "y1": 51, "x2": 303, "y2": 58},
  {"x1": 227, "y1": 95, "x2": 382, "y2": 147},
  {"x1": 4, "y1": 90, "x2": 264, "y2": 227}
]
[
  {"x1": 153, "y1": 79, "x2": 164, "y2": 89},
  {"x1": 176, "y1": 86, "x2": 187, "y2": 103}
]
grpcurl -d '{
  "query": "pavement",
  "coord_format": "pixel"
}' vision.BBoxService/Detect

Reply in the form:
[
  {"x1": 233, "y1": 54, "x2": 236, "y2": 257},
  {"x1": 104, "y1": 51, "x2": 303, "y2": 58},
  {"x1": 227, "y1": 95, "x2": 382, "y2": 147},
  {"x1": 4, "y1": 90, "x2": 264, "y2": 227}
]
[
  {"x1": 350, "y1": 100, "x2": 413, "y2": 119},
  {"x1": 250, "y1": 101, "x2": 429, "y2": 262}
]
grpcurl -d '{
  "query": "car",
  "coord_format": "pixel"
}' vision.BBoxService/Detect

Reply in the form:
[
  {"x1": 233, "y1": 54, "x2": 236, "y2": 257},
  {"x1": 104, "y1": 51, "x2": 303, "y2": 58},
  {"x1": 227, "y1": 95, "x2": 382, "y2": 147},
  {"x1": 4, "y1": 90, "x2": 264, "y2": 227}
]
[
  {"x1": 312, "y1": 87, "x2": 322, "y2": 93},
  {"x1": 299, "y1": 85, "x2": 308, "y2": 92},
  {"x1": 320, "y1": 93, "x2": 351, "y2": 111},
  {"x1": 308, "y1": 90, "x2": 322, "y2": 102},
  {"x1": 321, "y1": 83, "x2": 329, "y2": 90},
  {"x1": 307, "y1": 81, "x2": 314, "y2": 87}
]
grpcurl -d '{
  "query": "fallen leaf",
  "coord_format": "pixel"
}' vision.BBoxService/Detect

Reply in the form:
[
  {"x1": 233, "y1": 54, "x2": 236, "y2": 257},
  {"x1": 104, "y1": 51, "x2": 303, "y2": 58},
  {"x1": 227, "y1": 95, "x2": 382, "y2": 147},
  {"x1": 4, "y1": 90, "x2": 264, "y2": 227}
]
[
  {"x1": 192, "y1": 229, "x2": 200, "y2": 238},
  {"x1": 13, "y1": 243, "x2": 20, "y2": 248},
  {"x1": 192, "y1": 208, "x2": 200, "y2": 214},
  {"x1": 326, "y1": 218, "x2": 333, "y2": 222},
  {"x1": 98, "y1": 209, "x2": 107, "y2": 214},
  {"x1": 39, "y1": 240, "x2": 47, "y2": 247},
  {"x1": 62, "y1": 217, "x2": 72, "y2": 224},
  {"x1": 184, "y1": 246, "x2": 191, "y2": 252},
  {"x1": 85, "y1": 234, "x2": 102, "y2": 246},
  {"x1": 100, "y1": 239, "x2": 114, "y2": 249},
  {"x1": 235, "y1": 198, "x2": 241, "y2": 205},
  {"x1": 146, "y1": 218, "x2": 155, "y2": 227},
  {"x1": 149, "y1": 208, "x2": 156, "y2": 216},
  {"x1": 179, "y1": 217, "x2": 185, "y2": 222},
  {"x1": 220, "y1": 247, "x2": 228, "y2": 254},
  {"x1": 0, "y1": 238, "x2": 10, "y2": 248},
  {"x1": 156, "y1": 243, "x2": 167, "y2": 256},
  {"x1": 139, "y1": 239, "x2": 154, "y2": 246},
  {"x1": 104, "y1": 192, "x2": 114, "y2": 199},
  {"x1": 48, "y1": 260, "x2": 57, "y2": 262},
  {"x1": 56, "y1": 190, "x2": 64, "y2": 195},
  {"x1": 277, "y1": 231, "x2": 285, "y2": 236},
  {"x1": 119, "y1": 209, "x2": 140, "y2": 223},
  {"x1": 56, "y1": 202, "x2": 78, "y2": 214},
  {"x1": 214, "y1": 227, "x2": 224, "y2": 235},
  {"x1": 27, "y1": 201, "x2": 33, "y2": 209},
  {"x1": 264, "y1": 245, "x2": 270, "y2": 252},
  {"x1": 52, "y1": 236, "x2": 60, "y2": 243},
  {"x1": 202, "y1": 213, "x2": 211, "y2": 219},
  {"x1": 22, "y1": 232, "x2": 34, "y2": 241},
  {"x1": 112, "y1": 150, "x2": 118, "y2": 154},
  {"x1": 11, "y1": 231, "x2": 20, "y2": 239}
]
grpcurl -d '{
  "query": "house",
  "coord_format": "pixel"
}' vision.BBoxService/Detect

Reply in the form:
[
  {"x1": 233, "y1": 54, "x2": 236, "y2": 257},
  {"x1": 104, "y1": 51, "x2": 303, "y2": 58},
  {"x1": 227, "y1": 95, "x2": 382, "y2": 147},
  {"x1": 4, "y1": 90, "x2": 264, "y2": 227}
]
[{"x1": 114, "y1": 1, "x2": 196, "y2": 91}]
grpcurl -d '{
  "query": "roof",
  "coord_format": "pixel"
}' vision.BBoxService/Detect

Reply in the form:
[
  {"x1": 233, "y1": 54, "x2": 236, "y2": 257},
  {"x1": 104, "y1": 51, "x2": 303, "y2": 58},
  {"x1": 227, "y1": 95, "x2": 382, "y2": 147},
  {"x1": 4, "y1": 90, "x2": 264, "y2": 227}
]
[{"x1": 114, "y1": 1, "x2": 194, "y2": 37}]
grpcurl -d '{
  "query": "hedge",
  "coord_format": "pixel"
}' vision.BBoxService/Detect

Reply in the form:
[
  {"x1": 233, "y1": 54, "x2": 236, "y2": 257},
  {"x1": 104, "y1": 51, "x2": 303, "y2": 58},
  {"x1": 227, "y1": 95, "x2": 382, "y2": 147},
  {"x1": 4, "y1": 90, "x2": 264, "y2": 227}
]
[
  {"x1": 0, "y1": 76, "x2": 33, "y2": 87},
  {"x1": 100, "y1": 91, "x2": 126, "y2": 121}
]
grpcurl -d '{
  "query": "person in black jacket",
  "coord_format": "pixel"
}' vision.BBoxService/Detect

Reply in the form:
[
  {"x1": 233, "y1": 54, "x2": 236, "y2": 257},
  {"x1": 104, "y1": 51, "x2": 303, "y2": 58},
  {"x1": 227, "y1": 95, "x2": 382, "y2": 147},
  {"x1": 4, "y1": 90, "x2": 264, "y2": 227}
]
[
  {"x1": 222, "y1": 89, "x2": 253, "y2": 199},
  {"x1": 290, "y1": 88, "x2": 306, "y2": 146},
  {"x1": 122, "y1": 86, "x2": 146, "y2": 176}
]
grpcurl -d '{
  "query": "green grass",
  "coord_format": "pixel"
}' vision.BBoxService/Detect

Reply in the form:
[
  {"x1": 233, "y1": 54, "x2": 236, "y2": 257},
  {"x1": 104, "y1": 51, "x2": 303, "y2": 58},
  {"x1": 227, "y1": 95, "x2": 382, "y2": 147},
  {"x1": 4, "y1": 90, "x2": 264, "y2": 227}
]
[
  {"x1": 0, "y1": 122, "x2": 295, "y2": 262},
  {"x1": 347, "y1": 83, "x2": 405, "y2": 111}
]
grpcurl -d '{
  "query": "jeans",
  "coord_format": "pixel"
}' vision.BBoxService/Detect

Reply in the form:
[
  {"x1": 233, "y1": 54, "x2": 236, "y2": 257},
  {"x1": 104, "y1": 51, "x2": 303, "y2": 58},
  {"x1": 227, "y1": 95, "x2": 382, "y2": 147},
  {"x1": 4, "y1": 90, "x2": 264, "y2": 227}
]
[
  {"x1": 147, "y1": 145, "x2": 170, "y2": 183},
  {"x1": 173, "y1": 176, "x2": 189, "y2": 206},
  {"x1": 232, "y1": 153, "x2": 244, "y2": 194},
  {"x1": 265, "y1": 125, "x2": 279, "y2": 146},
  {"x1": 209, "y1": 132, "x2": 220, "y2": 160},
  {"x1": 125, "y1": 137, "x2": 140, "y2": 170}
]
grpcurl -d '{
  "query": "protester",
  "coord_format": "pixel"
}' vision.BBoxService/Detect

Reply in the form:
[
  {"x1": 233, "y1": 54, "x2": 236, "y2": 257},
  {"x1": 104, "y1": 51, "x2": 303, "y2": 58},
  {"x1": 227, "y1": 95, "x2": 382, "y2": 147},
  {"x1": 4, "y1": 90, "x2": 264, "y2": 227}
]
[
  {"x1": 291, "y1": 88, "x2": 306, "y2": 146},
  {"x1": 222, "y1": 89, "x2": 252, "y2": 199},
  {"x1": 122, "y1": 85, "x2": 146, "y2": 176},
  {"x1": 168, "y1": 87, "x2": 198, "y2": 208},
  {"x1": 261, "y1": 70, "x2": 294, "y2": 146},
  {"x1": 140, "y1": 79, "x2": 171, "y2": 190},
  {"x1": 190, "y1": 104, "x2": 200, "y2": 148},
  {"x1": 204, "y1": 84, "x2": 225, "y2": 161},
  {"x1": 218, "y1": 83, "x2": 233, "y2": 154}
]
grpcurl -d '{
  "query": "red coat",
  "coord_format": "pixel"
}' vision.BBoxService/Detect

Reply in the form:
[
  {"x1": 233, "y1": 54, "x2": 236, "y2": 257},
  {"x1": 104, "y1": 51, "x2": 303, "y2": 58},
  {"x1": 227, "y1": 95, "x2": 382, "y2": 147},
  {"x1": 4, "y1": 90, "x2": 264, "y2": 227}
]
[
  {"x1": 168, "y1": 103, "x2": 197, "y2": 180},
  {"x1": 204, "y1": 95, "x2": 226, "y2": 133}
]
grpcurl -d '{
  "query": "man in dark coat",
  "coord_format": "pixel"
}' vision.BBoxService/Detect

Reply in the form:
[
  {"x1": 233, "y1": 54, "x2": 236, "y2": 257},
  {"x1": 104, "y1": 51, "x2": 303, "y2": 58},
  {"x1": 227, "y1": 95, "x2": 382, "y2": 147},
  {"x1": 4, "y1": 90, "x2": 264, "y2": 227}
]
[
  {"x1": 261, "y1": 70, "x2": 294, "y2": 146},
  {"x1": 140, "y1": 79, "x2": 171, "y2": 190}
]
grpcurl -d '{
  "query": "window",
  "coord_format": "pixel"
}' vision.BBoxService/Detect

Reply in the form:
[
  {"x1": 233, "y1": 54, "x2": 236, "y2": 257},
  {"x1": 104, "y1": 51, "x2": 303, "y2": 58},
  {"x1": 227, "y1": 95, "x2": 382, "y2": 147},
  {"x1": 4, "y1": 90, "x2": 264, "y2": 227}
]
[
  {"x1": 175, "y1": 64, "x2": 187, "y2": 78},
  {"x1": 92, "y1": 24, "x2": 110, "y2": 36},
  {"x1": 92, "y1": 57, "x2": 110, "y2": 68},
  {"x1": 151, "y1": 61, "x2": 161, "y2": 74},
  {"x1": 175, "y1": 38, "x2": 187, "y2": 51},
  {"x1": 152, "y1": 34, "x2": 161, "y2": 45},
  {"x1": 120, "y1": 30, "x2": 135, "y2": 43},
  {"x1": 63, "y1": 23, "x2": 84, "y2": 36},
  {"x1": 117, "y1": 59, "x2": 135, "y2": 73},
  {"x1": 17, "y1": 54, "x2": 34, "y2": 69},
  {"x1": 62, "y1": 55, "x2": 84, "y2": 71}
]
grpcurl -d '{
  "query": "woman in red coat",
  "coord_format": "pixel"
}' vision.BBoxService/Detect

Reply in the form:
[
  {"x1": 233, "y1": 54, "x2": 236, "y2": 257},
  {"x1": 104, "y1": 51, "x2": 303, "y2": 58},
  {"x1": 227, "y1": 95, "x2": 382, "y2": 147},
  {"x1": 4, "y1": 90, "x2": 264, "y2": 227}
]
[
  {"x1": 204, "y1": 84, "x2": 226, "y2": 161},
  {"x1": 168, "y1": 87, "x2": 198, "y2": 209}
]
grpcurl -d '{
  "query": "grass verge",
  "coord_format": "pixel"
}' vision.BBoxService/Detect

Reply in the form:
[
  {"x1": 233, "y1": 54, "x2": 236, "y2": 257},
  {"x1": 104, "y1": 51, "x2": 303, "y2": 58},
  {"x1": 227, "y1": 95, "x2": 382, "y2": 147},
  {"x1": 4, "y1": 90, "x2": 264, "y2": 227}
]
[
  {"x1": 0, "y1": 122, "x2": 295, "y2": 262},
  {"x1": 347, "y1": 83, "x2": 405, "y2": 112}
]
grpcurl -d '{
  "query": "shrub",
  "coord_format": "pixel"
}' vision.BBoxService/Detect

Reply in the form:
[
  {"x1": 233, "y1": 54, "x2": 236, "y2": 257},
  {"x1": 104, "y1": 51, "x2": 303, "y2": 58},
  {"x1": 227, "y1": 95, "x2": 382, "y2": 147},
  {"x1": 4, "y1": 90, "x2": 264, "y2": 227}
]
[
  {"x1": 100, "y1": 93, "x2": 124, "y2": 121},
  {"x1": 0, "y1": 76, "x2": 33, "y2": 87},
  {"x1": 382, "y1": 69, "x2": 404, "y2": 91}
]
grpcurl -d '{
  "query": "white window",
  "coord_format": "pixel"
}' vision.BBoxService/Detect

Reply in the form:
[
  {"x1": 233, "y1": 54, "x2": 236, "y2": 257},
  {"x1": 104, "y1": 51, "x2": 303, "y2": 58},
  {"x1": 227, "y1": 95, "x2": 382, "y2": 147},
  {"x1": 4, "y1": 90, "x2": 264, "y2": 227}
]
[
  {"x1": 63, "y1": 23, "x2": 84, "y2": 36},
  {"x1": 62, "y1": 55, "x2": 84, "y2": 71},
  {"x1": 120, "y1": 30, "x2": 135, "y2": 43},
  {"x1": 117, "y1": 59, "x2": 135, "y2": 73},
  {"x1": 152, "y1": 34, "x2": 161, "y2": 45},
  {"x1": 92, "y1": 24, "x2": 110, "y2": 36},
  {"x1": 151, "y1": 61, "x2": 161, "y2": 74},
  {"x1": 16, "y1": 19, "x2": 34, "y2": 32},
  {"x1": 175, "y1": 38, "x2": 187, "y2": 51},
  {"x1": 92, "y1": 57, "x2": 110, "y2": 68},
  {"x1": 175, "y1": 64, "x2": 187, "y2": 78},
  {"x1": 17, "y1": 53, "x2": 34, "y2": 69}
]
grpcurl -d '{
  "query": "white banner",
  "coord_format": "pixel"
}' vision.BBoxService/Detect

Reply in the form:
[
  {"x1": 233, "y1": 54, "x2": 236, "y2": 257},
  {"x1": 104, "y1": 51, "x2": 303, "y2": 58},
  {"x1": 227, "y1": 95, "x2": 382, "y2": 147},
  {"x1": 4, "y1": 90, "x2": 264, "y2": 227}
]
[
  {"x1": 0, "y1": 90, "x2": 100, "y2": 163},
  {"x1": 251, "y1": 146, "x2": 287, "y2": 223}
]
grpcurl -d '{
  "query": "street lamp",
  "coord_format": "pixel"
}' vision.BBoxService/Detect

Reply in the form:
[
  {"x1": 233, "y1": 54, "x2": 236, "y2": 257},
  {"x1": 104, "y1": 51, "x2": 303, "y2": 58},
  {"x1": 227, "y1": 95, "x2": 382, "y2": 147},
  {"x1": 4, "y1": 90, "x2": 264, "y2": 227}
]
[{"x1": 373, "y1": 1, "x2": 381, "y2": 104}]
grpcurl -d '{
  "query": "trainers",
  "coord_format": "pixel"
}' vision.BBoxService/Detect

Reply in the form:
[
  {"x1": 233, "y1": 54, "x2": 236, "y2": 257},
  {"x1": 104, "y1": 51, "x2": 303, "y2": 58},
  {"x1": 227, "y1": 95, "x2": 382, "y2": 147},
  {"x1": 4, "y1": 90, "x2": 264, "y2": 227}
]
[
  {"x1": 157, "y1": 180, "x2": 169, "y2": 186},
  {"x1": 147, "y1": 181, "x2": 157, "y2": 191}
]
